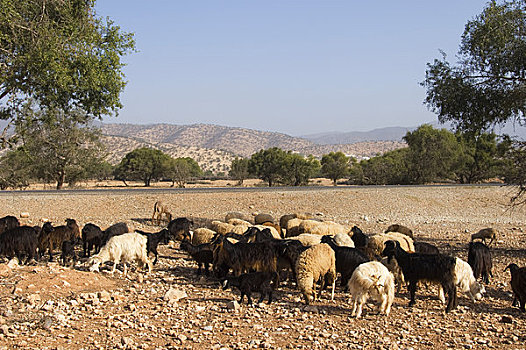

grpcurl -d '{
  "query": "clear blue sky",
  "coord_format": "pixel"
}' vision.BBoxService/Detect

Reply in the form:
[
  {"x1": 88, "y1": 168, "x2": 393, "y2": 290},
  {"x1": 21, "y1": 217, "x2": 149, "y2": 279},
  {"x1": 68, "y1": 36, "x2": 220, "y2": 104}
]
[{"x1": 95, "y1": 1, "x2": 489, "y2": 136}]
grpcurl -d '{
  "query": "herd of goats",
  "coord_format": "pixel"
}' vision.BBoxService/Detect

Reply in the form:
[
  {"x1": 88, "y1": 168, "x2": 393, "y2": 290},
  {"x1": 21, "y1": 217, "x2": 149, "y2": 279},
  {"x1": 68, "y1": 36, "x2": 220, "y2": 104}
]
[{"x1": 0, "y1": 200, "x2": 525, "y2": 319}]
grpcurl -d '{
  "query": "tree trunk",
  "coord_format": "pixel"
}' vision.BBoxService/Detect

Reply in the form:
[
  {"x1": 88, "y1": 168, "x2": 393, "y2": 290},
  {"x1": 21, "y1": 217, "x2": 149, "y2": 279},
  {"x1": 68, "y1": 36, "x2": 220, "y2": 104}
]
[{"x1": 56, "y1": 171, "x2": 66, "y2": 190}]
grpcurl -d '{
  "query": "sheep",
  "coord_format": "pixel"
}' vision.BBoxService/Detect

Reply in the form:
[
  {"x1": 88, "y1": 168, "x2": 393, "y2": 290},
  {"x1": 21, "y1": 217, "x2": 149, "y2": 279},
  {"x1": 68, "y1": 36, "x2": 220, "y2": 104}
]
[
  {"x1": 504, "y1": 263, "x2": 526, "y2": 312},
  {"x1": 226, "y1": 218, "x2": 252, "y2": 226},
  {"x1": 295, "y1": 243, "x2": 336, "y2": 304},
  {"x1": 350, "y1": 226, "x2": 369, "y2": 249},
  {"x1": 320, "y1": 235, "x2": 369, "y2": 289},
  {"x1": 471, "y1": 228, "x2": 496, "y2": 246},
  {"x1": 287, "y1": 233, "x2": 323, "y2": 247},
  {"x1": 467, "y1": 242, "x2": 493, "y2": 284},
  {"x1": 224, "y1": 212, "x2": 253, "y2": 223},
  {"x1": 414, "y1": 241, "x2": 440, "y2": 254},
  {"x1": 191, "y1": 227, "x2": 216, "y2": 245},
  {"x1": 385, "y1": 224, "x2": 414, "y2": 239},
  {"x1": 211, "y1": 220, "x2": 247, "y2": 235},
  {"x1": 135, "y1": 229, "x2": 170, "y2": 265},
  {"x1": 254, "y1": 213, "x2": 274, "y2": 225},
  {"x1": 82, "y1": 223, "x2": 103, "y2": 257},
  {"x1": 0, "y1": 226, "x2": 38, "y2": 264},
  {"x1": 279, "y1": 214, "x2": 298, "y2": 236},
  {"x1": 437, "y1": 257, "x2": 485, "y2": 304},
  {"x1": 179, "y1": 240, "x2": 214, "y2": 275},
  {"x1": 151, "y1": 200, "x2": 173, "y2": 226},
  {"x1": 87, "y1": 232, "x2": 152, "y2": 277},
  {"x1": 253, "y1": 224, "x2": 281, "y2": 239},
  {"x1": 60, "y1": 240, "x2": 77, "y2": 267},
  {"x1": 332, "y1": 232, "x2": 355, "y2": 248},
  {"x1": 347, "y1": 261, "x2": 395, "y2": 318},
  {"x1": 382, "y1": 240, "x2": 457, "y2": 313},
  {"x1": 39, "y1": 219, "x2": 81, "y2": 262},
  {"x1": 366, "y1": 232, "x2": 414, "y2": 259},
  {"x1": 298, "y1": 219, "x2": 348, "y2": 236},
  {"x1": 222, "y1": 271, "x2": 278, "y2": 305},
  {"x1": 167, "y1": 217, "x2": 193, "y2": 241},
  {"x1": 285, "y1": 218, "x2": 305, "y2": 237},
  {"x1": 101, "y1": 222, "x2": 129, "y2": 245},
  {"x1": 0, "y1": 215, "x2": 20, "y2": 235}
]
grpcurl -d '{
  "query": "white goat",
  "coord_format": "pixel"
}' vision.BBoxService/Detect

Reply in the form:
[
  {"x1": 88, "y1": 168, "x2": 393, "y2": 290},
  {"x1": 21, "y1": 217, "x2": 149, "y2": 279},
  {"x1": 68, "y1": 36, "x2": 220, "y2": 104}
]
[
  {"x1": 347, "y1": 261, "x2": 395, "y2": 318},
  {"x1": 438, "y1": 257, "x2": 485, "y2": 303},
  {"x1": 87, "y1": 232, "x2": 152, "y2": 277}
]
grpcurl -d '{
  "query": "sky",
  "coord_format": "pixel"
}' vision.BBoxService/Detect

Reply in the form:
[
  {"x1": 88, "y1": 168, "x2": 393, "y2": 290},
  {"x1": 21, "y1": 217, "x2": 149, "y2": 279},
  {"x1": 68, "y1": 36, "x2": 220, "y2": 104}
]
[{"x1": 94, "y1": 1, "x2": 489, "y2": 136}]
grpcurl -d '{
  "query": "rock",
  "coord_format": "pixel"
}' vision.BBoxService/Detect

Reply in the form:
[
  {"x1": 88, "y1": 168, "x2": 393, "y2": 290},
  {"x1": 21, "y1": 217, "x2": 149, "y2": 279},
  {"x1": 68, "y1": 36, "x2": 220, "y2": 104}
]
[
  {"x1": 20, "y1": 212, "x2": 30, "y2": 218},
  {"x1": 0, "y1": 265, "x2": 11, "y2": 277},
  {"x1": 226, "y1": 300, "x2": 240, "y2": 311},
  {"x1": 98, "y1": 290, "x2": 112, "y2": 302},
  {"x1": 304, "y1": 305, "x2": 319, "y2": 313},
  {"x1": 164, "y1": 288, "x2": 187, "y2": 304},
  {"x1": 6, "y1": 258, "x2": 18, "y2": 269},
  {"x1": 0, "y1": 325, "x2": 9, "y2": 336},
  {"x1": 500, "y1": 315, "x2": 513, "y2": 324},
  {"x1": 41, "y1": 316, "x2": 53, "y2": 330},
  {"x1": 121, "y1": 336, "x2": 133, "y2": 346},
  {"x1": 27, "y1": 294, "x2": 42, "y2": 307},
  {"x1": 177, "y1": 334, "x2": 187, "y2": 342}
]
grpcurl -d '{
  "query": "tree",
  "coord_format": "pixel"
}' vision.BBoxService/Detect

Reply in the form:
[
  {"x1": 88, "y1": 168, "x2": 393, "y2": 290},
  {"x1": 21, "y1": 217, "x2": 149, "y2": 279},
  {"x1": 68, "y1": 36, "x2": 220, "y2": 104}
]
[
  {"x1": 167, "y1": 157, "x2": 202, "y2": 188},
  {"x1": 114, "y1": 148, "x2": 171, "y2": 187},
  {"x1": 0, "y1": 147, "x2": 33, "y2": 189},
  {"x1": 321, "y1": 152, "x2": 351, "y2": 186},
  {"x1": 249, "y1": 147, "x2": 288, "y2": 187},
  {"x1": 422, "y1": 0, "x2": 525, "y2": 133},
  {"x1": 282, "y1": 153, "x2": 321, "y2": 186},
  {"x1": 0, "y1": 0, "x2": 135, "y2": 143},
  {"x1": 14, "y1": 105, "x2": 107, "y2": 189},
  {"x1": 403, "y1": 124, "x2": 461, "y2": 184},
  {"x1": 229, "y1": 157, "x2": 250, "y2": 185},
  {"x1": 360, "y1": 148, "x2": 410, "y2": 185}
]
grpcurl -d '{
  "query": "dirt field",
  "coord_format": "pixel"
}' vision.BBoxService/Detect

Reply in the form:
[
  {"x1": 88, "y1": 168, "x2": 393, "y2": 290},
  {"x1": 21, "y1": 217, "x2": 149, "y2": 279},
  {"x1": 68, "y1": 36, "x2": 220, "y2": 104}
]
[{"x1": 0, "y1": 185, "x2": 525, "y2": 349}]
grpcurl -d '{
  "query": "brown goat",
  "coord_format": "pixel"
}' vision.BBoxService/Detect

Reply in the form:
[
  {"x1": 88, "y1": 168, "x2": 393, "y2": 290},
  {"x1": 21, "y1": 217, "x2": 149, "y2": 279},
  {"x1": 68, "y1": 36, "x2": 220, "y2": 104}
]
[
  {"x1": 471, "y1": 228, "x2": 496, "y2": 246},
  {"x1": 39, "y1": 219, "x2": 81, "y2": 262},
  {"x1": 152, "y1": 200, "x2": 173, "y2": 226}
]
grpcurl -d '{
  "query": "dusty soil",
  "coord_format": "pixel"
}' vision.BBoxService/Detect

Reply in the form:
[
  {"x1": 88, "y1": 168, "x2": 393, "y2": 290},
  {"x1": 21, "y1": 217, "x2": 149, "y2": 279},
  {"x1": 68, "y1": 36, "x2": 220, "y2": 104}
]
[{"x1": 0, "y1": 185, "x2": 525, "y2": 350}]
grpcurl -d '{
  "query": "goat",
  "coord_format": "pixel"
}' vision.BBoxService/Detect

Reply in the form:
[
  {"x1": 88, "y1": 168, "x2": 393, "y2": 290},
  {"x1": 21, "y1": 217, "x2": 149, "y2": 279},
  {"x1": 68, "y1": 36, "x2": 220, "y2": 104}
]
[
  {"x1": 504, "y1": 263, "x2": 526, "y2": 312},
  {"x1": 222, "y1": 271, "x2": 278, "y2": 305},
  {"x1": 87, "y1": 232, "x2": 152, "y2": 277},
  {"x1": 82, "y1": 223, "x2": 104, "y2": 257},
  {"x1": 382, "y1": 240, "x2": 457, "y2": 313},
  {"x1": 350, "y1": 226, "x2": 369, "y2": 249},
  {"x1": 295, "y1": 243, "x2": 336, "y2": 304},
  {"x1": 151, "y1": 200, "x2": 173, "y2": 226},
  {"x1": 385, "y1": 224, "x2": 414, "y2": 239},
  {"x1": 471, "y1": 228, "x2": 496, "y2": 246},
  {"x1": 468, "y1": 242, "x2": 493, "y2": 284},
  {"x1": 0, "y1": 215, "x2": 20, "y2": 235},
  {"x1": 167, "y1": 217, "x2": 193, "y2": 241},
  {"x1": 39, "y1": 219, "x2": 81, "y2": 262},
  {"x1": 60, "y1": 240, "x2": 77, "y2": 267},
  {"x1": 135, "y1": 229, "x2": 170, "y2": 264},
  {"x1": 414, "y1": 241, "x2": 440, "y2": 254},
  {"x1": 347, "y1": 261, "x2": 395, "y2": 318},
  {"x1": 0, "y1": 226, "x2": 38, "y2": 264},
  {"x1": 101, "y1": 222, "x2": 129, "y2": 245},
  {"x1": 320, "y1": 235, "x2": 370, "y2": 290},
  {"x1": 179, "y1": 240, "x2": 214, "y2": 275}
]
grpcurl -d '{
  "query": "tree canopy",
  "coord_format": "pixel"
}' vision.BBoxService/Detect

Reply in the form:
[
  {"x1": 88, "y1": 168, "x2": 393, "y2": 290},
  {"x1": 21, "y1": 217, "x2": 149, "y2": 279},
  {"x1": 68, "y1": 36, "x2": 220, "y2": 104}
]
[
  {"x1": 321, "y1": 151, "x2": 351, "y2": 185},
  {"x1": 0, "y1": 0, "x2": 135, "y2": 138},
  {"x1": 114, "y1": 148, "x2": 171, "y2": 187},
  {"x1": 422, "y1": 0, "x2": 525, "y2": 133}
]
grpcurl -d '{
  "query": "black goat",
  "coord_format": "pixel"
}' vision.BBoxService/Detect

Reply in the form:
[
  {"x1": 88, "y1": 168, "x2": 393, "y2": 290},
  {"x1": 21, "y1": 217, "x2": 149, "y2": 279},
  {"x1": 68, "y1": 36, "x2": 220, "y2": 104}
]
[
  {"x1": 321, "y1": 235, "x2": 370, "y2": 290},
  {"x1": 350, "y1": 226, "x2": 369, "y2": 249},
  {"x1": 60, "y1": 240, "x2": 77, "y2": 267},
  {"x1": 101, "y1": 222, "x2": 129, "y2": 245},
  {"x1": 504, "y1": 263, "x2": 526, "y2": 312},
  {"x1": 0, "y1": 226, "x2": 38, "y2": 264},
  {"x1": 222, "y1": 271, "x2": 278, "y2": 304},
  {"x1": 0, "y1": 215, "x2": 20, "y2": 235},
  {"x1": 167, "y1": 217, "x2": 193, "y2": 241},
  {"x1": 82, "y1": 223, "x2": 103, "y2": 257},
  {"x1": 414, "y1": 242, "x2": 440, "y2": 254},
  {"x1": 179, "y1": 240, "x2": 214, "y2": 275},
  {"x1": 135, "y1": 229, "x2": 170, "y2": 264},
  {"x1": 382, "y1": 240, "x2": 457, "y2": 313},
  {"x1": 468, "y1": 242, "x2": 493, "y2": 284}
]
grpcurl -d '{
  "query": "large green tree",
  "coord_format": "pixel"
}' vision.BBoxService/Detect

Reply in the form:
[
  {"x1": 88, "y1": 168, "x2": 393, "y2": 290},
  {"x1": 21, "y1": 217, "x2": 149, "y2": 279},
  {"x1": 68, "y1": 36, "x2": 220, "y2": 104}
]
[
  {"x1": 359, "y1": 148, "x2": 410, "y2": 185},
  {"x1": 404, "y1": 124, "x2": 461, "y2": 184},
  {"x1": 282, "y1": 152, "x2": 321, "y2": 186},
  {"x1": 167, "y1": 157, "x2": 202, "y2": 188},
  {"x1": 15, "y1": 105, "x2": 107, "y2": 189},
  {"x1": 249, "y1": 147, "x2": 289, "y2": 187},
  {"x1": 422, "y1": 0, "x2": 525, "y2": 133},
  {"x1": 321, "y1": 151, "x2": 351, "y2": 186},
  {"x1": 229, "y1": 157, "x2": 250, "y2": 186},
  {"x1": 0, "y1": 0, "x2": 135, "y2": 142},
  {"x1": 114, "y1": 148, "x2": 171, "y2": 187},
  {"x1": 0, "y1": 147, "x2": 33, "y2": 189}
]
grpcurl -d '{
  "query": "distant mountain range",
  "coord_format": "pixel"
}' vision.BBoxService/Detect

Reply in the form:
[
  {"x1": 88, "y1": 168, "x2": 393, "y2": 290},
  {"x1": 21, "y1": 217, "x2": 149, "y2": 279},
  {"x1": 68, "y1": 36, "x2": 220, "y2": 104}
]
[{"x1": 300, "y1": 126, "x2": 412, "y2": 145}]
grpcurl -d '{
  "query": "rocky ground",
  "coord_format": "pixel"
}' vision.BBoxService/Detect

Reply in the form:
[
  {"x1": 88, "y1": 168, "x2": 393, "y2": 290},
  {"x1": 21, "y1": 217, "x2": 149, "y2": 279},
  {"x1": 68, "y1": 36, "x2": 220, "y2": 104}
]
[{"x1": 0, "y1": 185, "x2": 525, "y2": 350}]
